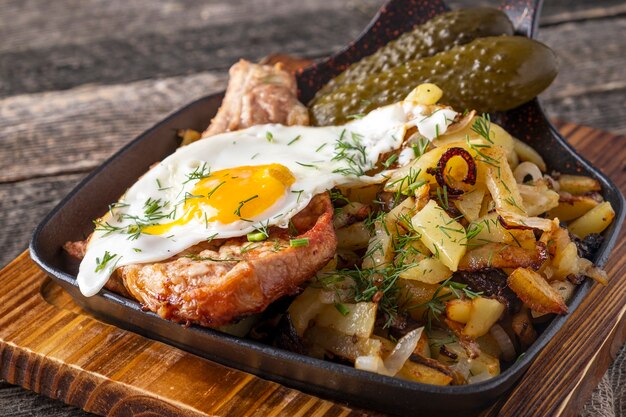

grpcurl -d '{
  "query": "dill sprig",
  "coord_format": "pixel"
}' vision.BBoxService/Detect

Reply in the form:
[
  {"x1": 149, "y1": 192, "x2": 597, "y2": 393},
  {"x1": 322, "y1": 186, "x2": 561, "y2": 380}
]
[
  {"x1": 234, "y1": 195, "x2": 259, "y2": 217},
  {"x1": 323, "y1": 262, "x2": 418, "y2": 329},
  {"x1": 183, "y1": 162, "x2": 211, "y2": 184},
  {"x1": 94, "y1": 251, "x2": 119, "y2": 273},
  {"x1": 332, "y1": 130, "x2": 369, "y2": 177},
  {"x1": 471, "y1": 114, "x2": 493, "y2": 144}
]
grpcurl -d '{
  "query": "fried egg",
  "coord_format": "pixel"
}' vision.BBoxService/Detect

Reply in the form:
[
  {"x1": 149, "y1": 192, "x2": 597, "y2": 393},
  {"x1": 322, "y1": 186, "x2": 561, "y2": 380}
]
[{"x1": 78, "y1": 101, "x2": 457, "y2": 296}]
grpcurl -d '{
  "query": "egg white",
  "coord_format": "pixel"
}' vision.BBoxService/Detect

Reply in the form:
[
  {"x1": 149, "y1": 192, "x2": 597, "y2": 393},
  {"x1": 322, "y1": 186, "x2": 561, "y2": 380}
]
[{"x1": 78, "y1": 101, "x2": 457, "y2": 296}]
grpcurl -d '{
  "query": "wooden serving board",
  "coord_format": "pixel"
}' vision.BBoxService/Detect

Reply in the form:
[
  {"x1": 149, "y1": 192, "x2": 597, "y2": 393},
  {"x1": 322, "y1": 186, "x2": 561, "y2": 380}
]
[{"x1": 1, "y1": 123, "x2": 624, "y2": 417}]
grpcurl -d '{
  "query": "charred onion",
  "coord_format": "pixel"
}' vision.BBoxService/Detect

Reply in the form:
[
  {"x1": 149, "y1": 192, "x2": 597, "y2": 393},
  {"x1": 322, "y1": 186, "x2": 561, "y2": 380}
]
[{"x1": 428, "y1": 147, "x2": 477, "y2": 195}]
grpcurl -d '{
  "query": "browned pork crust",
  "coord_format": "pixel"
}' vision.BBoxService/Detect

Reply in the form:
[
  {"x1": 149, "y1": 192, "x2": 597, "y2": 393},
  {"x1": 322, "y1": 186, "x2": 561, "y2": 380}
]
[{"x1": 118, "y1": 193, "x2": 336, "y2": 327}]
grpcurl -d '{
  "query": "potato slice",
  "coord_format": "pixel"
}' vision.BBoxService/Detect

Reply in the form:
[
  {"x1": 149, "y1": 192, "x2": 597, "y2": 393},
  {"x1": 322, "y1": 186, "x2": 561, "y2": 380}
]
[
  {"x1": 459, "y1": 242, "x2": 547, "y2": 272},
  {"x1": 454, "y1": 187, "x2": 485, "y2": 223},
  {"x1": 411, "y1": 200, "x2": 467, "y2": 271},
  {"x1": 507, "y1": 268, "x2": 568, "y2": 314},
  {"x1": 480, "y1": 145, "x2": 526, "y2": 217},
  {"x1": 568, "y1": 201, "x2": 615, "y2": 238},
  {"x1": 513, "y1": 137, "x2": 546, "y2": 172},
  {"x1": 552, "y1": 241, "x2": 579, "y2": 280},
  {"x1": 178, "y1": 128, "x2": 202, "y2": 146},
  {"x1": 557, "y1": 174, "x2": 601, "y2": 195},
  {"x1": 511, "y1": 308, "x2": 537, "y2": 348},
  {"x1": 306, "y1": 326, "x2": 381, "y2": 361},
  {"x1": 336, "y1": 222, "x2": 371, "y2": 250},
  {"x1": 399, "y1": 257, "x2": 452, "y2": 284},
  {"x1": 398, "y1": 355, "x2": 454, "y2": 386},
  {"x1": 462, "y1": 297, "x2": 505, "y2": 338},
  {"x1": 315, "y1": 302, "x2": 377, "y2": 338},
  {"x1": 548, "y1": 194, "x2": 600, "y2": 222},
  {"x1": 467, "y1": 212, "x2": 536, "y2": 249},
  {"x1": 398, "y1": 361, "x2": 453, "y2": 385},
  {"x1": 339, "y1": 184, "x2": 381, "y2": 205},
  {"x1": 288, "y1": 287, "x2": 324, "y2": 336},
  {"x1": 476, "y1": 333, "x2": 502, "y2": 358},
  {"x1": 446, "y1": 299, "x2": 472, "y2": 324},
  {"x1": 469, "y1": 351, "x2": 500, "y2": 377},
  {"x1": 531, "y1": 280, "x2": 576, "y2": 318}
]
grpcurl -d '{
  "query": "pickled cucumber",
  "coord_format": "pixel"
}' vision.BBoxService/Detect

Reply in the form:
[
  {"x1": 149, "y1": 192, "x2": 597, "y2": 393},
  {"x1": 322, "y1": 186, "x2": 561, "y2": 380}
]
[
  {"x1": 314, "y1": 8, "x2": 514, "y2": 99},
  {"x1": 310, "y1": 36, "x2": 558, "y2": 126}
]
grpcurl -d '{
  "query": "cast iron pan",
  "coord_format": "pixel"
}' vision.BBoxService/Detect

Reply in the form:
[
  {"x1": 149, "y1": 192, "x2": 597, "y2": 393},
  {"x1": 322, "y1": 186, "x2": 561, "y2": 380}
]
[{"x1": 30, "y1": 0, "x2": 625, "y2": 415}]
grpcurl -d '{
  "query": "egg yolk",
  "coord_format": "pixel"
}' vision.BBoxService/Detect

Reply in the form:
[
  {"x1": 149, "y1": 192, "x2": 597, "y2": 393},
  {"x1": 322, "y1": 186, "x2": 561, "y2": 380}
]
[{"x1": 143, "y1": 164, "x2": 295, "y2": 235}]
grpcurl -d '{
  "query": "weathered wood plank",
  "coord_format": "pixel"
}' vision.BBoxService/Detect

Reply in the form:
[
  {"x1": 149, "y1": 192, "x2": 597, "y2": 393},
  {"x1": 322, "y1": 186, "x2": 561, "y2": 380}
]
[
  {"x1": 0, "y1": 173, "x2": 85, "y2": 269},
  {"x1": 0, "y1": 0, "x2": 619, "y2": 57},
  {"x1": 0, "y1": 252, "x2": 380, "y2": 417},
  {"x1": 0, "y1": 0, "x2": 384, "y2": 54},
  {"x1": 0, "y1": 382, "x2": 92, "y2": 417},
  {"x1": 1, "y1": 0, "x2": 625, "y2": 100},
  {"x1": 0, "y1": 72, "x2": 227, "y2": 183},
  {"x1": 0, "y1": 2, "x2": 381, "y2": 98}
]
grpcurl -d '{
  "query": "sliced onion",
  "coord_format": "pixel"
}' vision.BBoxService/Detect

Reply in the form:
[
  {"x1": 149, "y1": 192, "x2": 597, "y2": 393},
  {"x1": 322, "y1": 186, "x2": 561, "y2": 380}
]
[
  {"x1": 577, "y1": 257, "x2": 608, "y2": 285},
  {"x1": 450, "y1": 357, "x2": 471, "y2": 380},
  {"x1": 355, "y1": 355, "x2": 387, "y2": 374},
  {"x1": 443, "y1": 110, "x2": 476, "y2": 135},
  {"x1": 383, "y1": 327, "x2": 424, "y2": 375},
  {"x1": 498, "y1": 211, "x2": 553, "y2": 232},
  {"x1": 428, "y1": 147, "x2": 477, "y2": 195},
  {"x1": 468, "y1": 371, "x2": 493, "y2": 384},
  {"x1": 355, "y1": 327, "x2": 425, "y2": 377},
  {"x1": 489, "y1": 324, "x2": 516, "y2": 361},
  {"x1": 513, "y1": 161, "x2": 543, "y2": 184}
]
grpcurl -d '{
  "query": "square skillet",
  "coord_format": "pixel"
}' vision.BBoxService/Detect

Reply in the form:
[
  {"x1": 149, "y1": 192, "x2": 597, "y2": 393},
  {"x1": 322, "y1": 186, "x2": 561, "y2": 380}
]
[{"x1": 30, "y1": 0, "x2": 625, "y2": 415}]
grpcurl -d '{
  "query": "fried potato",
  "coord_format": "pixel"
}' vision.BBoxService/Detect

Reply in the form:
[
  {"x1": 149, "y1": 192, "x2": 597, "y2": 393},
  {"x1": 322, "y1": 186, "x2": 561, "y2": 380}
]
[
  {"x1": 557, "y1": 174, "x2": 601, "y2": 195},
  {"x1": 178, "y1": 128, "x2": 202, "y2": 146},
  {"x1": 547, "y1": 194, "x2": 600, "y2": 222},
  {"x1": 446, "y1": 299, "x2": 472, "y2": 324},
  {"x1": 511, "y1": 308, "x2": 537, "y2": 348},
  {"x1": 568, "y1": 201, "x2": 615, "y2": 238},
  {"x1": 513, "y1": 137, "x2": 546, "y2": 172},
  {"x1": 306, "y1": 326, "x2": 381, "y2": 361},
  {"x1": 399, "y1": 257, "x2": 452, "y2": 284},
  {"x1": 288, "y1": 287, "x2": 325, "y2": 336},
  {"x1": 462, "y1": 297, "x2": 505, "y2": 338},
  {"x1": 398, "y1": 355, "x2": 455, "y2": 386},
  {"x1": 454, "y1": 187, "x2": 485, "y2": 222},
  {"x1": 411, "y1": 200, "x2": 467, "y2": 271},
  {"x1": 336, "y1": 221, "x2": 371, "y2": 250},
  {"x1": 507, "y1": 268, "x2": 568, "y2": 314},
  {"x1": 315, "y1": 302, "x2": 377, "y2": 338}
]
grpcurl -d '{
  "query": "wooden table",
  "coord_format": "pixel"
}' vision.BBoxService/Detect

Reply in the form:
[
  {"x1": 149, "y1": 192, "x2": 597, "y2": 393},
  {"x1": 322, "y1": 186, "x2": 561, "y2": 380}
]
[{"x1": 0, "y1": 0, "x2": 624, "y2": 416}]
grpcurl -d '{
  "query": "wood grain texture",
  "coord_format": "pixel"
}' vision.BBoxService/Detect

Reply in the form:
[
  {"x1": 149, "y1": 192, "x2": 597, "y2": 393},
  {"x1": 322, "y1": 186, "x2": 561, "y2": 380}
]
[
  {"x1": 0, "y1": 253, "x2": 380, "y2": 417},
  {"x1": 0, "y1": 124, "x2": 623, "y2": 417}
]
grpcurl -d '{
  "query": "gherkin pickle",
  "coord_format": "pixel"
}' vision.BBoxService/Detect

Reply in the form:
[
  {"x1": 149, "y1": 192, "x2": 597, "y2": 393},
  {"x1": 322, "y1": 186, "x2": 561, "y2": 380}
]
[
  {"x1": 314, "y1": 8, "x2": 514, "y2": 99},
  {"x1": 310, "y1": 36, "x2": 558, "y2": 126}
]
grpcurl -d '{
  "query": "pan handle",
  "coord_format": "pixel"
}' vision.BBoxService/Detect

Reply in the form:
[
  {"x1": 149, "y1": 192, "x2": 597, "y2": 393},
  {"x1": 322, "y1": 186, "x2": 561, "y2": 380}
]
[{"x1": 499, "y1": 0, "x2": 544, "y2": 38}]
